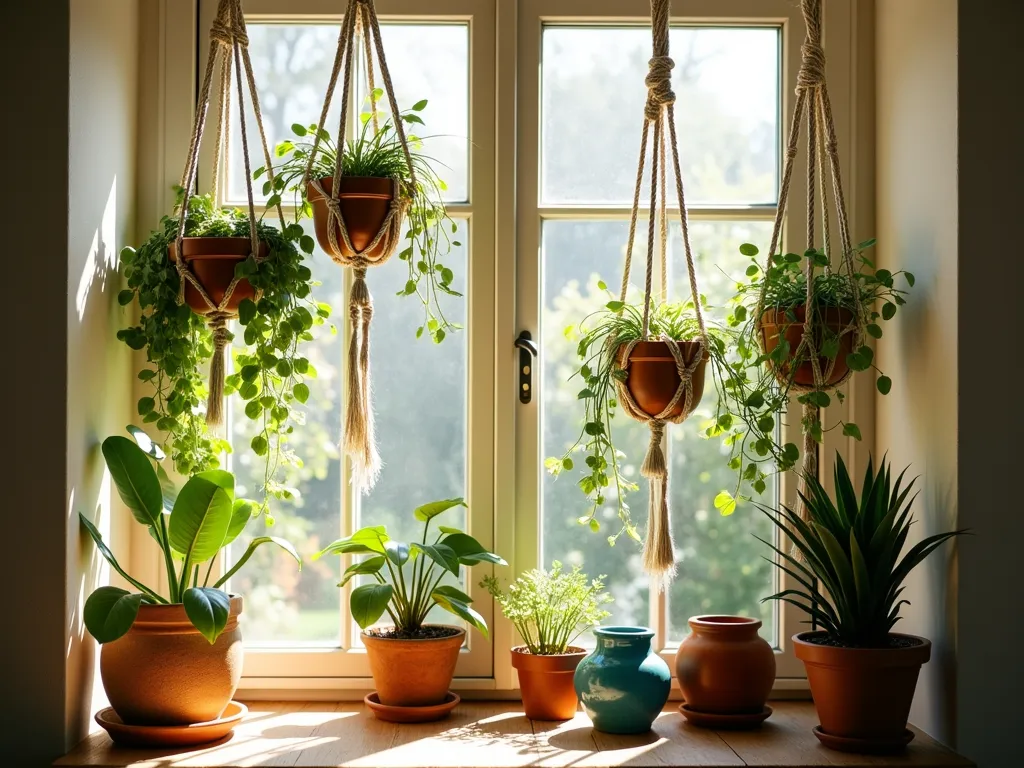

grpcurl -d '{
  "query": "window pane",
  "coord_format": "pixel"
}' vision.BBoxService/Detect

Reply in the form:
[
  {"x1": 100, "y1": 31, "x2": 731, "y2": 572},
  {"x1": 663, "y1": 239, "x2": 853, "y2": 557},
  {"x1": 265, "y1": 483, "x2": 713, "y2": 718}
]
[
  {"x1": 230, "y1": 219, "x2": 344, "y2": 645},
  {"x1": 665, "y1": 220, "x2": 777, "y2": 644},
  {"x1": 229, "y1": 22, "x2": 468, "y2": 204},
  {"x1": 540, "y1": 220, "x2": 652, "y2": 630},
  {"x1": 541, "y1": 27, "x2": 779, "y2": 205}
]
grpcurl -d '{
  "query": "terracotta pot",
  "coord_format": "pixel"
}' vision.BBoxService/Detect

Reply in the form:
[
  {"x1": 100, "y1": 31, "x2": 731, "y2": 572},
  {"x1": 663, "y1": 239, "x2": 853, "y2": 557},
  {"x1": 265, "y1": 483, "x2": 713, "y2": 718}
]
[
  {"x1": 674, "y1": 615, "x2": 775, "y2": 715},
  {"x1": 363, "y1": 625, "x2": 465, "y2": 707},
  {"x1": 617, "y1": 340, "x2": 709, "y2": 419},
  {"x1": 307, "y1": 176, "x2": 396, "y2": 261},
  {"x1": 512, "y1": 646, "x2": 587, "y2": 720},
  {"x1": 100, "y1": 596, "x2": 244, "y2": 726},
  {"x1": 168, "y1": 237, "x2": 265, "y2": 315},
  {"x1": 794, "y1": 631, "x2": 931, "y2": 742},
  {"x1": 758, "y1": 305, "x2": 855, "y2": 387}
]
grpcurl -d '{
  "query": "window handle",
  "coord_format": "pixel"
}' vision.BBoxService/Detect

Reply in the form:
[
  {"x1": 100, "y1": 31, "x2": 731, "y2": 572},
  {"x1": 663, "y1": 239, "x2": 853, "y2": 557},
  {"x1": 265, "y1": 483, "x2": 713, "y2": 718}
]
[{"x1": 514, "y1": 331, "x2": 538, "y2": 404}]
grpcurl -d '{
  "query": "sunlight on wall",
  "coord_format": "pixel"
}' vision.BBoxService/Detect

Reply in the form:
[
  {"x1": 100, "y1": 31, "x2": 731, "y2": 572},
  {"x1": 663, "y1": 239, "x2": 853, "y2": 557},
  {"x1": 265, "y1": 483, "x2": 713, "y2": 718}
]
[{"x1": 74, "y1": 179, "x2": 119, "y2": 322}]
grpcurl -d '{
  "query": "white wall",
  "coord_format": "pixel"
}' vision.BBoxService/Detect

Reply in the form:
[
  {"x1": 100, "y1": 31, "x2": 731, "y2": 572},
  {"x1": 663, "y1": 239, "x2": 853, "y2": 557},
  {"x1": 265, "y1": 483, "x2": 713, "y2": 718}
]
[
  {"x1": 65, "y1": 0, "x2": 139, "y2": 751},
  {"x1": 874, "y1": 0, "x2": 959, "y2": 746}
]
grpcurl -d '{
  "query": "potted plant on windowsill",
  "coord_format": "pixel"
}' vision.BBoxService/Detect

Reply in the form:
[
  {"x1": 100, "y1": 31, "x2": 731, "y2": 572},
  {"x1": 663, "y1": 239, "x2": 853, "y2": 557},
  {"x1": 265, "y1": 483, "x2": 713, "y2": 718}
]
[
  {"x1": 482, "y1": 562, "x2": 612, "y2": 721},
  {"x1": 316, "y1": 498, "x2": 505, "y2": 722},
  {"x1": 264, "y1": 96, "x2": 461, "y2": 344},
  {"x1": 759, "y1": 453, "x2": 967, "y2": 753},
  {"x1": 117, "y1": 189, "x2": 329, "y2": 512},
  {"x1": 80, "y1": 428, "x2": 299, "y2": 733}
]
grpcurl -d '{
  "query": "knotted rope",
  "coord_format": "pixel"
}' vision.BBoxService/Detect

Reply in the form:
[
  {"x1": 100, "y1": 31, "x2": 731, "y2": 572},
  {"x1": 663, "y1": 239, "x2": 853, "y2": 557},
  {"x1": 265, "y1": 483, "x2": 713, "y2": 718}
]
[
  {"x1": 754, "y1": 0, "x2": 866, "y2": 525},
  {"x1": 298, "y1": 0, "x2": 415, "y2": 491},
  {"x1": 611, "y1": 0, "x2": 710, "y2": 582},
  {"x1": 173, "y1": 0, "x2": 284, "y2": 427}
]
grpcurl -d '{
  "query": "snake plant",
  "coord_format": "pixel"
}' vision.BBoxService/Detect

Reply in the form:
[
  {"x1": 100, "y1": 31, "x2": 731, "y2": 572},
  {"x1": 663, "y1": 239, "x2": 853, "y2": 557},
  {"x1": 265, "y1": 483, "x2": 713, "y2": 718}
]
[{"x1": 759, "y1": 453, "x2": 966, "y2": 647}]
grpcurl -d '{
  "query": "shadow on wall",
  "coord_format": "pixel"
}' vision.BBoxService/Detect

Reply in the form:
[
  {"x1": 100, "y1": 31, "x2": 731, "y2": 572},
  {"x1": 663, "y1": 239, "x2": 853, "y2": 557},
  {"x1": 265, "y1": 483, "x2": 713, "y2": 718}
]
[{"x1": 66, "y1": 173, "x2": 133, "y2": 748}]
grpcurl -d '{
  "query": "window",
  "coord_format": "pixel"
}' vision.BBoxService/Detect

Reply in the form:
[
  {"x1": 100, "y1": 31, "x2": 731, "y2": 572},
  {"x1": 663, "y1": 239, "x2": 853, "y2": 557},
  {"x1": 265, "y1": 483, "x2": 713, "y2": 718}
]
[{"x1": 168, "y1": 0, "x2": 862, "y2": 691}]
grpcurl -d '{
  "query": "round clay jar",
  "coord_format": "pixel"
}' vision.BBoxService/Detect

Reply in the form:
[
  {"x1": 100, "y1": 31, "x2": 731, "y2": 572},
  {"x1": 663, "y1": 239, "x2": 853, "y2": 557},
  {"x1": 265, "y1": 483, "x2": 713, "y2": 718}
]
[{"x1": 674, "y1": 615, "x2": 775, "y2": 714}]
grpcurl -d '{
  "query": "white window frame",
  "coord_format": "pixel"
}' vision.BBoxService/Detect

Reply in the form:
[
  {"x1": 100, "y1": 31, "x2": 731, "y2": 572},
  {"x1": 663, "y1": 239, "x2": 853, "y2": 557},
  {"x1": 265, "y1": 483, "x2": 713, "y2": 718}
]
[{"x1": 139, "y1": 0, "x2": 871, "y2": 698}]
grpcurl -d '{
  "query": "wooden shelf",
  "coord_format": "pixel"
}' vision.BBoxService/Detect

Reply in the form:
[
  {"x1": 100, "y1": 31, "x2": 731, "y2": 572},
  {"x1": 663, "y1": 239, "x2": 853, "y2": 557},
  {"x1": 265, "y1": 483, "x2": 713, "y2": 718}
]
[{"x1": 56, "y1": 701, "x2": 973, "y2": 768}]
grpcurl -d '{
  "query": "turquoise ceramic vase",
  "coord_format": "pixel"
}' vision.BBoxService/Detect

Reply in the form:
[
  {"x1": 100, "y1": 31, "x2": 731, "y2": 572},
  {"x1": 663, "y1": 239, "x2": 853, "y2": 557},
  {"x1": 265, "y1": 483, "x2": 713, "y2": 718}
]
[{"x1": 573, "y1": 626, "x2": 671, "y2": 734}]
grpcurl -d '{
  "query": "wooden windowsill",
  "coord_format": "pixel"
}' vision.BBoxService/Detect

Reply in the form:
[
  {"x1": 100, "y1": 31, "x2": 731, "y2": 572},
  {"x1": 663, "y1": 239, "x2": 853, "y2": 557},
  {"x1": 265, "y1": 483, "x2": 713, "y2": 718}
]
[{"x1": 56, "y1": 701, "x2": 973, "y2": 768}]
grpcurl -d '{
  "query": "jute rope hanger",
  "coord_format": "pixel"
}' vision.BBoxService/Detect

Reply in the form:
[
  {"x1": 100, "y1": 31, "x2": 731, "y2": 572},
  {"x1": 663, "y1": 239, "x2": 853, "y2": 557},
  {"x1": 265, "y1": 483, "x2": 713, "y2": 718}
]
[
  {"x1": 611, "y1": 0, "x2": 710, "y2": 583},
  {"x1": 298, "y1": 0, "x2": 417, "y2": 493},
  {"x1": 755, "y1": 0, "x2": 867, "y2": 523},
  {"x1": 174, "y1": 0, "x2": 285, "y2": 428}
]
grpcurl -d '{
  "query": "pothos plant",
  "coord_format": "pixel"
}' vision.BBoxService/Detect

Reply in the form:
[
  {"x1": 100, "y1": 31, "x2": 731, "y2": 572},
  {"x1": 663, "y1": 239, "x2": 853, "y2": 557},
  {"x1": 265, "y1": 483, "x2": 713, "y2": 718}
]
[
  {"x1": 259, "y1": 92, "x2": 462, "y2": 344},
  {"x1": 315, "y1": 498, "x2": 506, "y2": 638},
  {"x1": 80, "y1": 428, "x2": 299, "y2": 644},
  {"x1": 544, "y1": 287, "x2": 768, "y2": 540},
  {"x1": 117, "y1": 188, "x2": 331, "y2": 517},
  {"x1": 709, "y1": 239, "x2": 915, "y2": 513}
]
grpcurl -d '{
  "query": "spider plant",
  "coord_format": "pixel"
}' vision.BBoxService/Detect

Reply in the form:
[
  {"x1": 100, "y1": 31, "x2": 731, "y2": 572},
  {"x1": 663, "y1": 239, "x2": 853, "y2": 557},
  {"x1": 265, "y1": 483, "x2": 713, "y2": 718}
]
[
  {"x1": 259, "y1": 94, "x2": 461, "y2": 343},
  {"x1": 759, "y1": 453, "x2": 967, "y2": 647}
]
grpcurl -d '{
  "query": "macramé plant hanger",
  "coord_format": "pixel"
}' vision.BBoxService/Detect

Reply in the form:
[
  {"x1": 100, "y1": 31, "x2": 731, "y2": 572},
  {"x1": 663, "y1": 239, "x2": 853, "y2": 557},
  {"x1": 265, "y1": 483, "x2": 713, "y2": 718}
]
[
  {"x1": 299, "y1": 0, "x2": 419, "y2": 493},
  {"x1": 736, "y1": 0, "x2": 911, "y2": 522},
  {"x1": 173, "y1": 0, "x2": 286, "y2": 427},
  {"x1": 608, "y1": 0, "x2": 712, "y2": 582}
]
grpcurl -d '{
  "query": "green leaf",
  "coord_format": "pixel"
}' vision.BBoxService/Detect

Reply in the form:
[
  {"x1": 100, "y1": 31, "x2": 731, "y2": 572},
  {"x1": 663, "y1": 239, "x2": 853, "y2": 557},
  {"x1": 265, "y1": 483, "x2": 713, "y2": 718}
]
[
  {"x1": 562, "y1": 457, "x2": 574, "y2": 471},
  {"x1": 350, "y1": 584, "x2": 394, "y2": 629},
  {"x1": 294, "y1": 383, "x2": 310, "y2": 404},
  {"x1": 251, "y1": 435, "x2": 269, "y2": 456},
  {"x1": 385, "y1": 540, "x2": 410, "y2": 566},
  {"x1": 905, "y1": 272, "x2": 916, "y2": 287},
  {"x1": 739, "y1": 243, "x2": 759, "y2": 257},
  {"x1": 411, "y1": 542, "x2": 461, "y2": 575},
  {"x1": 299, "y1": 235, "x2": 315, "y2": 255},
  {"x1": 214, "y1": 536, "x2": 301, "y2": 589},
  {"x1": 237, "y1": 298, "x2": 257, "y2": 325},
  {"x1": 842, "y1": 423, "x2": 863, "y2": 441},
  {"x1": 605, "y1": 300, "x2": 625, "y2": 312},
  {"x1": 411, "y1": 98, "x2": 428, "y2": 111},
  {"x1": 745, "y1": 392, "x2": 765, "y2": 409},
  {"x1": 714, "y1": 491, "x2": 737, "y2": 516},
  {"x1": 291, "y1": 123, "x2": 308, "y2": 136},
  {"x1": 117, "y1": 289, "x2": 135, "y2": 306},
  {"x1": 315, "y1": 526, "x2": 389, "y2": 558},
  {"x1": 413, "y1": 497, "x2": 467, "y2": 522},
  {"x1": 222, "y1": 499, "x2": 255, "y2": 548},
  {"x1": 183, "y1": 587, "x2": 231, "y2": 644},
  {"x1": 79, "y1": 514, "x2": 164, "y2": 602},
  {"x1": 866, "y1": 323, "x2": 883, "y2": 339},
  {"x1": 338, "y1": 555, "x2": 386, "y2": 588},
  {"x1": 168, "y1": 476, "x2": 233, "y2": 564},
  {"x1": 137, "y1": 397, "x2": 155, "y2": 416},
  {"x1": 432, "y1": 589, "x2": 488, "y2": 638},
  {"x1": 882, "y1": 302, "x2": 897, "y2": 320},
  {"x1": 441, "y1": 533, "x2": 507, "y2": 565},
  {"x1": 877, "y1": 375, "x2": 892, "y2": 395},
  {"x1": 84, "y1": 587, "x2": 143, "y2": 644},
  {"x1": 102, "y1": 436, "x2": 163, "y2": 528}
]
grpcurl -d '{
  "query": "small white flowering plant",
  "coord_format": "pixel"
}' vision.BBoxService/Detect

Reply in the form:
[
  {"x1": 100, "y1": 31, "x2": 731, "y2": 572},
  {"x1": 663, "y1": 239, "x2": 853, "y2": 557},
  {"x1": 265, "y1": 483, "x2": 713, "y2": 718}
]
[{"x1": 481, "y1": 561, "x2": 613, "y2": 655}]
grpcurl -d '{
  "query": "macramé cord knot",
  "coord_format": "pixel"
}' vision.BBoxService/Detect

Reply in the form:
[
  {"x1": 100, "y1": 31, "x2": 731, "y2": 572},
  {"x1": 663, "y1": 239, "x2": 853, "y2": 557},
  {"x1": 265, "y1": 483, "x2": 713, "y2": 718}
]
[
  {"x1": 210, "y1": 17, "x2": 249, "y2": 49},
  {"x1": 796, "y1": 0, "x2": 824, "y2": 92},
  {"x1": 205, "y1": 311, "x2": 233, "y2": 429},
  {"x1": 644, "y1": 55, "x2": 676, "y2": 121}
]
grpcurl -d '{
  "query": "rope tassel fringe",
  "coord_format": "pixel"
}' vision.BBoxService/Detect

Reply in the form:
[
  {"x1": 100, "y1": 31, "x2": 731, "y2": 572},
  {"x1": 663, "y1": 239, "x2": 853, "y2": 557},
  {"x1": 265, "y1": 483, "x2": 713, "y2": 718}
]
[{"x1": 344, "y1": 269, "x2": 381, "y2": 492}]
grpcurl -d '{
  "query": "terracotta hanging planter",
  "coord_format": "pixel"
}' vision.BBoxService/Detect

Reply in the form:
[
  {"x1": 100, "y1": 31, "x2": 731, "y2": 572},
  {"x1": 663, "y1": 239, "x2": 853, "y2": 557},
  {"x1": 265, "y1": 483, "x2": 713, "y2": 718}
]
[
  {"x1": 512, "y1": 646, "x2": 587, "y2": 721},
  {"x1": 362, "y1": 626, "x2": 465, "y2": 707},
  {"x1": 307, "y1": 176, "x2": 397, "y2": 262},
  {"x1": 617, "y1": 340, "x2": 709, "y2": 419},
  {"x1": 794, "y1": 631, "x2": 930, "y2": 746},
  {"x1": 758, "y1": 305, "x2": 855, "y2": 388},
  {"x1": 100, "y1": 596, "x2": 244, "y2": 726},
  {"x1": 675, "y1": 615, "x2": 775, "y2": 717},
  {"x1": 168, "y1": 237, "x2": 265, "y2": 315}
]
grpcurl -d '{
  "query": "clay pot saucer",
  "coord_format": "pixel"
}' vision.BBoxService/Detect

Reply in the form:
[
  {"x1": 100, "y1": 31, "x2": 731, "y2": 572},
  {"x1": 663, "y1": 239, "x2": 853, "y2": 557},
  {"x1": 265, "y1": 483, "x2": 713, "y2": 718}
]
[
  {"x1": 94, "y1": 700, "x2": 247, "y2": 747},
  {"x1": 364, "y1": 691, "x2": 460, "y2": 723},
  {"x1": 813, "y1": 725, "x2": 914, "y2": 754},
  {"x1": 678, "y1": 703, "x2": 772, "y2": 730}
]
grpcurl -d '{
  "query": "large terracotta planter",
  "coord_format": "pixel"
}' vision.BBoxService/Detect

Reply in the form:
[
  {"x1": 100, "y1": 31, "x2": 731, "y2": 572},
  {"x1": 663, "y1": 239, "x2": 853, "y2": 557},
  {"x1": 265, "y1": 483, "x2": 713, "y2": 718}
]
[
  {"x1": 100, "y1": 596, "x2": 244, "y2": 726},
  {"x1": 363, "y1": 625, "x2": 465, "y2": 707},
  {"x1": 675, "y1": 615, "x2": 775, "y2": 715},
  {"x1": 512, "y1": 646, "x2": 586, "y2": 721},
  {"x1": 307, "y1": 176, "x2": 397, "y2": 262},
  {"x1": 758, "y1": 305, "x2": 854, "y2": 387},
  {"x1": 794, "y1": 631, "x2": 930, "y2": 743},
  {"x1": 617, "y1": 340, "x2": 709, "y2": 419},
  {"x1": 168, "y1": 237, "x2": 265, "y2": 315}
]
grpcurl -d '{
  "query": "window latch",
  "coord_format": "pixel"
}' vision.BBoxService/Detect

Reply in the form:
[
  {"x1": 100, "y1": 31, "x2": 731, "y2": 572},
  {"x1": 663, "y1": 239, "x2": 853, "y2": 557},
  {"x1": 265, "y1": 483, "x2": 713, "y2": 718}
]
[{"x1": 514, "y1": 331, "x2": 539, "y2": 404}]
